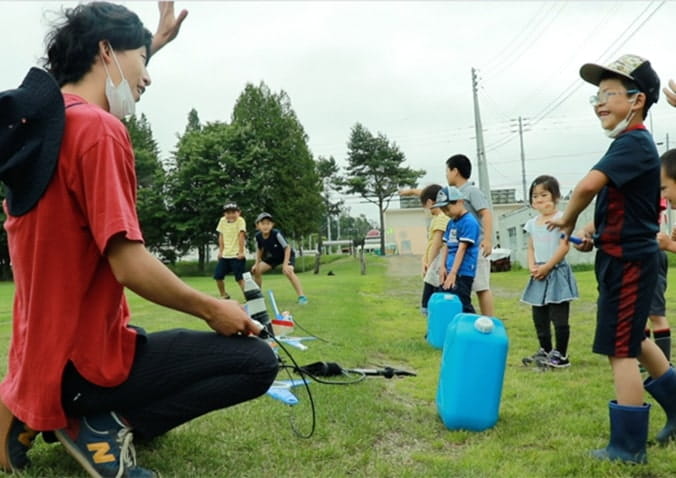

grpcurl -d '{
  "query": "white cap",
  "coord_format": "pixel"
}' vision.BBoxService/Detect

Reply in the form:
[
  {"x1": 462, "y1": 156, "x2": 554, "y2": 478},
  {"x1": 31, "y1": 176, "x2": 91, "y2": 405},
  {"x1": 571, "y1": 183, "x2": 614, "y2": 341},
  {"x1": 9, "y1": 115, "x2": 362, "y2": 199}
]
[{"x1": 474, "y1": 316, "x2": 494, "y2": 334}]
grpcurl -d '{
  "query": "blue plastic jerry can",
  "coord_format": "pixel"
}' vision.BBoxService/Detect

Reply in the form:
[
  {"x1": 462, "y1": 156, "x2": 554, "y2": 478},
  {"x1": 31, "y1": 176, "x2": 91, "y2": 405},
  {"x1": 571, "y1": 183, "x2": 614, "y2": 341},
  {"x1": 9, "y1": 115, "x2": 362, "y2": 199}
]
[
  {"x1": 427, "y1": 292, "x2": 462, "y2": 349},
  {"x1": 436, "y1": 313, "x2": 509, "y2": 431}
]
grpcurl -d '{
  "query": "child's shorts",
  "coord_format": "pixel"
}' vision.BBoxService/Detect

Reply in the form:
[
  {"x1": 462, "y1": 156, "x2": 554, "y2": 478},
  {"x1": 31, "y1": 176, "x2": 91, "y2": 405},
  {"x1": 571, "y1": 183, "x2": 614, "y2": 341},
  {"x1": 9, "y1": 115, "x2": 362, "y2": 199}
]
[
  {"x1": 263, "y1": 255, "x2": 296, "y2": 269},
  {"x1": 593, "y1": 250, "x2": 658, "y2": 357},
  {"x1": 213, "y1": 257, "x2": 246, "y2": 281},
  {"x1": 471, "y1": 253, "x2": 491, "y2": 292}
]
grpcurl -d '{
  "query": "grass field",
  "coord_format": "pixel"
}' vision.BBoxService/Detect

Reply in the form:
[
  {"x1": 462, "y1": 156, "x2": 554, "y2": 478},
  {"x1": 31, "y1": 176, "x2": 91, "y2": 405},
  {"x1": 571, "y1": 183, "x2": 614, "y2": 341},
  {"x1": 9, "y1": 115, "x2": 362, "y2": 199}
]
[{"x1": 1, "y1": 254, "x2": 675, "y2": 477}]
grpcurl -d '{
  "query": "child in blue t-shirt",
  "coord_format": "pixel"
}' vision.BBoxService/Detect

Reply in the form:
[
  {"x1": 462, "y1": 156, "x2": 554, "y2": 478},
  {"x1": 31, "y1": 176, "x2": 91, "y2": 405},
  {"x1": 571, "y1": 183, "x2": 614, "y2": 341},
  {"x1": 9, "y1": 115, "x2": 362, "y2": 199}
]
[{"x1": 435, "y1": 186, "x2": 480, "y2": 313}]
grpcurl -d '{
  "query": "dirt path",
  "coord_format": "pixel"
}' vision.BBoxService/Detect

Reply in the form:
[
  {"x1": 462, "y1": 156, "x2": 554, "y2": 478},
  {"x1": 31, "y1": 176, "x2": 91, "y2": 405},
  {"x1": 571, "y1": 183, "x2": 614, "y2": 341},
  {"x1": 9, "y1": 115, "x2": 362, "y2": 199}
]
[
  {"x1": 383, "y1": 253, "x2": 515, "y2": 300},
  {"x1": 384, "y1": 254, "x2": 422, "y2": 278}
]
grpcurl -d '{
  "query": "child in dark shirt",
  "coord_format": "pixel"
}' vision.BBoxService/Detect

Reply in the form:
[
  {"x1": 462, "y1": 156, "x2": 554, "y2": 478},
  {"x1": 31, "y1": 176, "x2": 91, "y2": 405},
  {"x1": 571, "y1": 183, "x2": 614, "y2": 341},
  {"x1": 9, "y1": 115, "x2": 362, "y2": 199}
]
[{"x1": 251, "y1": 212, "x2": 308, "y2": 305}]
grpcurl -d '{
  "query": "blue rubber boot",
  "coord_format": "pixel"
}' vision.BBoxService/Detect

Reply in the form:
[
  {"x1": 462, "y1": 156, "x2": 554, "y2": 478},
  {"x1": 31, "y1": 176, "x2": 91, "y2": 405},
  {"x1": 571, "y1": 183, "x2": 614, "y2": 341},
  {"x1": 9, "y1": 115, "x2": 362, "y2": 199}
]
[
  {"x1": 590, "y1": 401, "x2": 649, "y2": 464},
  {"x1": 644, "y1": 367, "x2": 676, "y2": 445}
]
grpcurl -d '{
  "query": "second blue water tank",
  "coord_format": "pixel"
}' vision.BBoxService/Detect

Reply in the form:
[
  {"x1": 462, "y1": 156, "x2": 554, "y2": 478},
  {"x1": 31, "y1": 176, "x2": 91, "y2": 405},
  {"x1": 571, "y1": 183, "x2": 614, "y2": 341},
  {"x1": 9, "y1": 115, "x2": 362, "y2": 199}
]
[{"x1": 427, "y1": 292, "x2": 462, "y2": 349}]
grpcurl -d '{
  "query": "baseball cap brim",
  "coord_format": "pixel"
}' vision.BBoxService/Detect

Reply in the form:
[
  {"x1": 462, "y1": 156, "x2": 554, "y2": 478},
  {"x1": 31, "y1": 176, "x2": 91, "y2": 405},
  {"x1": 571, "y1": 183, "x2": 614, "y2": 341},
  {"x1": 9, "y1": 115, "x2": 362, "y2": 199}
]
[
  {"x1": 579, "y1": 63, "x2": 634, "y2": 87},
  {"x1": 256, "y1": 212, "x2": 273, "y2": 223},
  {"x1": 580, "y1": 59, "x2": 660, "y2": 107}
]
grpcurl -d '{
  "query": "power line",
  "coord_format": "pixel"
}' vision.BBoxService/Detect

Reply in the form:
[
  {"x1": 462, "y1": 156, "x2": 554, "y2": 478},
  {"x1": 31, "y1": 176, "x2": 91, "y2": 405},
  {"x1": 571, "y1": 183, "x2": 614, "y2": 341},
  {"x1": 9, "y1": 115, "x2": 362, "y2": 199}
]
[
  {"x1": 530, "y1": 0, "x2": 665, "y2": 127},
  {"x1": 483, "y1": 2, "x2": 567, "y2": 79},
  {"x1": 511, "y1": 2, "x2": 618, "y2": 111},
  {"x1": 481, "y1": 3, "x2": 556, "y2": 77},
  {"x1": 486, "y1": 0, "x2": 666, "y2": 152},
  {"x1": 481, "y1": 0, "x2": 666, "y2": 153}
]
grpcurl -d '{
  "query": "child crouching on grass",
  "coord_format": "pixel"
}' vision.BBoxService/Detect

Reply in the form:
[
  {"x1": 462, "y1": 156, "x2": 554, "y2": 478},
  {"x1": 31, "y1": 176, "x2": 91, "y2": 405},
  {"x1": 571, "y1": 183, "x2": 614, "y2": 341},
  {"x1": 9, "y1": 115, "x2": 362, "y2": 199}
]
[{"x1": 251, "y1": 212, "x2": 308, "y2": 305}]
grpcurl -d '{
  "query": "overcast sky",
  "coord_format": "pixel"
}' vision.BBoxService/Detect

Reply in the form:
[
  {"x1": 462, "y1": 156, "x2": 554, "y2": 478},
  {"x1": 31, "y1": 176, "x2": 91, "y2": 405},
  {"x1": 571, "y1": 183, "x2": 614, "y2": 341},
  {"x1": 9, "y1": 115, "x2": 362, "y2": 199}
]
[{"x1": 3, "y1": 1, "x2": 676, "y2": 220}]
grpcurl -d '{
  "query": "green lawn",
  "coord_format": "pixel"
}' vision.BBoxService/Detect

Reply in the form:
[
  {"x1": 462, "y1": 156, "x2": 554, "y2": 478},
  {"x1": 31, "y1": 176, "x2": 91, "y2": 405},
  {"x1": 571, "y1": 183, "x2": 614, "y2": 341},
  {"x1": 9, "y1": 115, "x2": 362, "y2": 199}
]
[{"x1": 1, "y1": 255, "x2": 675, "y2": 477}]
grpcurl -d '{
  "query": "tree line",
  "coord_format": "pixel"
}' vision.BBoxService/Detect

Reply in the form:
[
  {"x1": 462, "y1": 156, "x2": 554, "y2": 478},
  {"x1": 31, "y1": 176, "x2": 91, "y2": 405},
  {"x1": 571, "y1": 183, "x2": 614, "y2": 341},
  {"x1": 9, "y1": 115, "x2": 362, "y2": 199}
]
[{"x1": 0, "y1": 81, "x2": 424, "y2": 279}]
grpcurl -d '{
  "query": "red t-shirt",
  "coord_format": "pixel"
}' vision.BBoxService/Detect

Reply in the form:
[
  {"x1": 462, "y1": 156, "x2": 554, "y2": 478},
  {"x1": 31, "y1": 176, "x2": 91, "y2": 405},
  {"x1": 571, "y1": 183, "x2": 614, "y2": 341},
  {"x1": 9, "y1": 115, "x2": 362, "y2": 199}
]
[{"x1": 0, "y1": 94, "x2": 143, "y2": 430}]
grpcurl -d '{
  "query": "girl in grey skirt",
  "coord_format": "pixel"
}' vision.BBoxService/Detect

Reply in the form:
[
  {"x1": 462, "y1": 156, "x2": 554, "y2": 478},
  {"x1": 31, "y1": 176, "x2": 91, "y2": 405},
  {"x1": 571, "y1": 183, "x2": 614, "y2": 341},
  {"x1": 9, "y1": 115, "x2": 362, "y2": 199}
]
[{"x1": 521, "y1": 175, "x2": 579, "y2": 368}]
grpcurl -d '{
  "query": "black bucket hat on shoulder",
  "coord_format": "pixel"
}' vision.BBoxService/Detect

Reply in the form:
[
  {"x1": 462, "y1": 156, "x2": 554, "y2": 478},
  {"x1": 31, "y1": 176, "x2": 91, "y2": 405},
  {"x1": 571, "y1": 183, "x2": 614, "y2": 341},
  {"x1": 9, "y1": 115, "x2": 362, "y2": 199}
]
[{"x1": 0, "y1": 67, "x2": 65, "y2": 216}]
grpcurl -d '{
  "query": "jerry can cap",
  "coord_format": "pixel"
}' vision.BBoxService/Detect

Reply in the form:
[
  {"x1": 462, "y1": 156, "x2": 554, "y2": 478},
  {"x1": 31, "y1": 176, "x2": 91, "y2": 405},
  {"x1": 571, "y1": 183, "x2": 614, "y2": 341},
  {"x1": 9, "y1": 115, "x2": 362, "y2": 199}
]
[{"x1": 474, "y1": 316, "x2": 494, "y2": 334}]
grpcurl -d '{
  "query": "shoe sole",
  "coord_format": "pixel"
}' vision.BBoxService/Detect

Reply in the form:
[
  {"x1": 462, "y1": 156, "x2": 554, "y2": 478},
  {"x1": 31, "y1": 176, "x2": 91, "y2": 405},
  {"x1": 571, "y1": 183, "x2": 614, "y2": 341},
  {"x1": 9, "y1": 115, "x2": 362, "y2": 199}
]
[{"x1": 54, "y1": 429, "x2": 104, "y2": 478}]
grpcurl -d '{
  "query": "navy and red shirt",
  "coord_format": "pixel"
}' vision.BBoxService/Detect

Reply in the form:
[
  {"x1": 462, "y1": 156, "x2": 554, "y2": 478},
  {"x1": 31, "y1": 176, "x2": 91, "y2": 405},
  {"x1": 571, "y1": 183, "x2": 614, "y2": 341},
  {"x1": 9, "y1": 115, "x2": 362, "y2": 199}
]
[{"x1": 592, "y1": 126, "x2": 659, "y2": 260}]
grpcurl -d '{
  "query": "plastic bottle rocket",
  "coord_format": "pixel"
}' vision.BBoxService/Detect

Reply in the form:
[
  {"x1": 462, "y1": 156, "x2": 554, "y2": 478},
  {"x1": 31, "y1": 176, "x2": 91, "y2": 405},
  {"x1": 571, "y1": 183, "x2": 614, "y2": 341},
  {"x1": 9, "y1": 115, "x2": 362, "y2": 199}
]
[{"x1": 242, "y1": 272, "x2": 273, "y2": 336}]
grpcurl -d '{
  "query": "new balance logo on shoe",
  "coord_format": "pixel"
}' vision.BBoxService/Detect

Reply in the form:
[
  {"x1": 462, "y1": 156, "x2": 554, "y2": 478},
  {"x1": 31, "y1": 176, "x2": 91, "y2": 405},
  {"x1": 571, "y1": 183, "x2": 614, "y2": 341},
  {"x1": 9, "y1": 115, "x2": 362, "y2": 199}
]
[
  {"x1": 55, "y1": 412, "x2": 157, "y2": 477},
  {"x1": 87, "y1": 442, "x2": 116, "y2": 464}
]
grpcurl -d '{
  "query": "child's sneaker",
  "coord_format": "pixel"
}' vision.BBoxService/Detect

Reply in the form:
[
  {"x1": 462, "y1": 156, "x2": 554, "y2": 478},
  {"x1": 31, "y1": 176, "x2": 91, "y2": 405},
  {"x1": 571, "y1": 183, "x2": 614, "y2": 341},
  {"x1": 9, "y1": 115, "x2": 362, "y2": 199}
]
[
  {"x1": 546, "y1": 350, "x2": 571, "y2": 368},
  {"x1": 297, "y1": 296, "x2": 308, "y2": 305},
  {"x1": 522, "y1": 348, "x2": 548, "y2": 366},
  {"x1": 0, "y1": 400, "x2": 38, "y2": 471},
  {"x1": 55, "y1": 411, "x2": 156, "y2": 478}
]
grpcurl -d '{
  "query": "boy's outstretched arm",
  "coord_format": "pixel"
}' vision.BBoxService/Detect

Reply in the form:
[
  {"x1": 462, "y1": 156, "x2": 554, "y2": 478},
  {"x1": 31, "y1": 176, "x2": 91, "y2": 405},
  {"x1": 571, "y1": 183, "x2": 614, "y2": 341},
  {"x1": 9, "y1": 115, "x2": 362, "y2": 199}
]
[
  {"x1": 399, "y1": 188, "x2": 422, "y2": 197},
  {"x1": 548, "y1": 170, "x2": 607, "y2": 237}
]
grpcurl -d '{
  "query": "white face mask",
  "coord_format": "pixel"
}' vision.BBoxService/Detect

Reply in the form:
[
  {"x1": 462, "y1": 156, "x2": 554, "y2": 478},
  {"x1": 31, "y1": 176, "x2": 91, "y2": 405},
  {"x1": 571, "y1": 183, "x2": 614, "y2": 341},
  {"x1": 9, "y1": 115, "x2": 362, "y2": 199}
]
[
  {"x1": 103, "y1": 48, "x2": 135, "y2": 119},
  {"x1": 603, "y1": 97, "x2": 637, "y2": 138}
]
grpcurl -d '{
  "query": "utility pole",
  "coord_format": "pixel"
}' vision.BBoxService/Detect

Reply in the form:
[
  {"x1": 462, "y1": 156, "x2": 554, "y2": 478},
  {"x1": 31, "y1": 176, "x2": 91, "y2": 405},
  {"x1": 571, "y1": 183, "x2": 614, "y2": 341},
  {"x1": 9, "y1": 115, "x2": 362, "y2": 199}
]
[
  {"x1": 471, "y1": 68, "x2": 496, "y2": 243},
  {"x1": 471, "y1": 68, "x2": 492, "y2": 205},
  {"x1": 519, "y1": 117, "x2": 526, "y2": 205},
  {"x1": 324, "y1": 187, "x2": 332, "y2": 242},
  {"x1": 511, "y1": 116, "x2": 530, "y2": 205}
]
